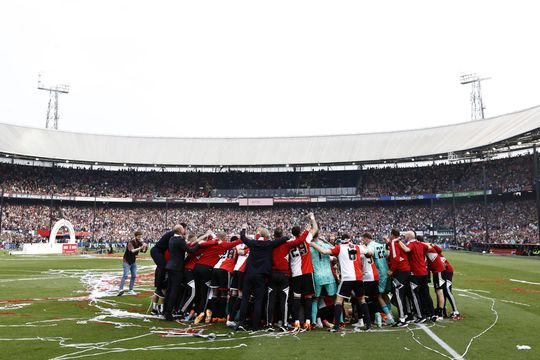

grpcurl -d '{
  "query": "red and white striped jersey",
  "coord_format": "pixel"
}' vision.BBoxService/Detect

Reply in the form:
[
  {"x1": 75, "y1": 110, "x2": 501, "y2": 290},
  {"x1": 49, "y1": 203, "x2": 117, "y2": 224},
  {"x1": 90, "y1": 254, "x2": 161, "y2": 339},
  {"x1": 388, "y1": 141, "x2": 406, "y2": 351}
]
[
  {"x1": 361, "y1": 253, "x2": 379, "y2": 282},
  {"x1": 233, "y1": 244, "x2": 249, "y2": 273},
  {"x1": 330, "y1": 243, "x2": 368, "y2": 281},
  {"x1": 272, "y1": 230, "x2": 310, "y2": 274},
  {"x1": 289, "y1": 232, "x2": 314, "y2": 277},
  {"x1": 214, "y1": 246, "x2": 238, "y2": 273}
]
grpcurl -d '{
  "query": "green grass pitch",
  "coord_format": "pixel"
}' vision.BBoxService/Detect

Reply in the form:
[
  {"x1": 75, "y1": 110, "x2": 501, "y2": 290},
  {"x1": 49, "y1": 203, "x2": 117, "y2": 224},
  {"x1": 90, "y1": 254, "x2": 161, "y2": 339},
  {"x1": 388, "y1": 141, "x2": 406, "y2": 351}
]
[{"x1": 0, "y1": 251, "x2": 538, "y2": 360}]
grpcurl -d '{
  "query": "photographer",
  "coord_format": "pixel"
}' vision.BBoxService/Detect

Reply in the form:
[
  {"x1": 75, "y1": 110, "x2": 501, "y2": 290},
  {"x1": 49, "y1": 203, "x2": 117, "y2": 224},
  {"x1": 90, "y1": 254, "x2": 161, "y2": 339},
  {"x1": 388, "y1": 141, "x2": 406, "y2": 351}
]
[{"x1": 118, "y1": 231, "x2": 147, "y2": 296}]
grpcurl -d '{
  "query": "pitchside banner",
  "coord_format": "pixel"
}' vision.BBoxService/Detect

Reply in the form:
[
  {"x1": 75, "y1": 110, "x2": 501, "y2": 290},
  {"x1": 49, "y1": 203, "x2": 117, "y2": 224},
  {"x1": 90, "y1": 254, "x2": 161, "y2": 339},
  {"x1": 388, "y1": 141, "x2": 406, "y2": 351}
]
[
  {"x1": 273, "y1": 197, "x2": 311, "y2": 203},
  {"x1": 238, "y1": 198, "x2": 274, "y2": 206},
  {"x1": 185, "y1": 198, "x2": 238, "y2": 204},
  {"x1": 437, "y1": 190, "x2": 492, "y2": 198},
  {"x1": 62, "y1": 244, "x2": 78, "y2": 254},
  {"x1": 3, "y1": 190, "x2": 494, "y2": 204}
]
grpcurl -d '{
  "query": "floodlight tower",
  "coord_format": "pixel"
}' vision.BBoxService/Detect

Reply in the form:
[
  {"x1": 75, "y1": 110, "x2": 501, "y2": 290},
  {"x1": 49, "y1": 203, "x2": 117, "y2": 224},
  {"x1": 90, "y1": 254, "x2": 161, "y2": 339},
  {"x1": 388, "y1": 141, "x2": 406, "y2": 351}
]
[
  {"x1": 38, "y1": 74, "x2": 70, "y2": 130},
  {"x1": 460, "y1": 73, "x2": 490, "y2": 120}
]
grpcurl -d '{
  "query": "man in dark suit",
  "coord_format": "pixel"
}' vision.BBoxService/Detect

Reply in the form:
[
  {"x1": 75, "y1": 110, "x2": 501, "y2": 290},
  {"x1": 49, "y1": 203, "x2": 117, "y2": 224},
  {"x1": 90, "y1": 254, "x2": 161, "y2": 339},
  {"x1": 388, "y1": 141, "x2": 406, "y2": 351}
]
[
  {"x1": 163, "y1": 224, "x2": 203, "y2": 321},
  {"x1": 236, "y1": 223, "x2": 288, "y2": 331}
]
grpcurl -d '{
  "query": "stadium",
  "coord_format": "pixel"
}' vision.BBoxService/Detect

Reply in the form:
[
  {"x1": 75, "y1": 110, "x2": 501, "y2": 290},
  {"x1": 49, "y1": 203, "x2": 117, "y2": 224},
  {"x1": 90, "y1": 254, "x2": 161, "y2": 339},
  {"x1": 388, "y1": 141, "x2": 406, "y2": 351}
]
[
  {"x1": 1, "y1": 105, "x2": 540, "y2": 359},
  {"x1": 2, "y1": 106, "x2": 540, "y2": 250},
  {"x1": 2, "y1": 2, "x2": 540, "y2": 360}
]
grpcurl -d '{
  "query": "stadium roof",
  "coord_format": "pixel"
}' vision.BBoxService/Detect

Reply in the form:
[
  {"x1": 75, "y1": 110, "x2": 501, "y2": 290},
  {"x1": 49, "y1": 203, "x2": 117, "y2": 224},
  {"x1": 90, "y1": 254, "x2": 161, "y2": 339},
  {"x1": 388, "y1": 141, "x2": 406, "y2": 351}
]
[{"x1": 2, "y1": 105, "x2": 540, "y2": 167}]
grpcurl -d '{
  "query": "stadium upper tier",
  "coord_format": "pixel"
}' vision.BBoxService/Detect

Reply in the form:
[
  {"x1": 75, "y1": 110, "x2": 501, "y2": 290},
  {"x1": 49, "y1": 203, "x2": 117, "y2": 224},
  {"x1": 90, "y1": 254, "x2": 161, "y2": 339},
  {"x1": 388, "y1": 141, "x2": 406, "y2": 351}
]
[{"x1": 2, "y1": 106, "x2": 540, "y2": 166}]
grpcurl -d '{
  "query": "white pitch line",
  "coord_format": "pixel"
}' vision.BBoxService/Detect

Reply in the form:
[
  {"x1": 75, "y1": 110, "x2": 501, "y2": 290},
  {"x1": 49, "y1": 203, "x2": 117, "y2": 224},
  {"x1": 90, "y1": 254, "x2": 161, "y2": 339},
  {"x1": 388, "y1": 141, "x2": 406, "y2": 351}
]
[
  {"x1": 0, "y1": 276, "x2": 66, "y2": 283},
  {"x1": 417, "y1": 324, "x2": 464, "y2": 360},
  {"x1": 457, "y1": 294, "x2": 478, "y2": 299},
  {"x1": 509, "y1": 279, "x2": 540, "y2": 286},
  {"x1": 500, "y1": 299, "x2": 530, "y2": 307},
  {"x1": 459, "y1": 290, "x2": 499, "y2": 359}
]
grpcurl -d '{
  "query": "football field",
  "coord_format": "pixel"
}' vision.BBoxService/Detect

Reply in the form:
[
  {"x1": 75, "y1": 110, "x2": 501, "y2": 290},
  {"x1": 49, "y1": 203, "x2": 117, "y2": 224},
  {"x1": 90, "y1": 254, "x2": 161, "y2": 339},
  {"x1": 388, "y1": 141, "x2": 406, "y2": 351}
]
[{"x1": 0, "y1": 251, "x2": 538, "y2": 360}]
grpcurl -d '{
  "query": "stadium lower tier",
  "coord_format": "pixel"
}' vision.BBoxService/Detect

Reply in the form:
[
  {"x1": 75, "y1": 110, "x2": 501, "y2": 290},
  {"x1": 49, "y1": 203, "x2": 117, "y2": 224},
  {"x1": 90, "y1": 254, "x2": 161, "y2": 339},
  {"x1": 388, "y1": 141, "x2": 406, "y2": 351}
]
[{"x1": 0, "y1": 197, "x2": 537, "y2": 246}]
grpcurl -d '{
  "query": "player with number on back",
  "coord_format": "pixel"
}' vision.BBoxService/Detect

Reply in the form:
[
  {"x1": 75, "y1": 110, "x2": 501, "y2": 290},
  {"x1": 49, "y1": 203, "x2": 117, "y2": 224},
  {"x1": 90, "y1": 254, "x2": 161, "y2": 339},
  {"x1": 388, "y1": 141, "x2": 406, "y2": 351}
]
[
  {"x1": 227, "y1": 242, "x2": 249, "y2": 327},
  {"x1": 362, "y1": 232, "x2": 395, "y2": 325},
  {"x1": 266, "y1": 220, "x2": 313, "y2": 331},
  {"x1": 207, "y1": 235, "x2": 242, "y2": 323},
  {"x1": 288, "y1": 212, "x2": 319, "y2": 330},
  {"x1": 360, "y1": 233, "x2": 381, "y2": 328},
  {"x1": 311, "y1": 234, "x2": 373, "y2": 332}
]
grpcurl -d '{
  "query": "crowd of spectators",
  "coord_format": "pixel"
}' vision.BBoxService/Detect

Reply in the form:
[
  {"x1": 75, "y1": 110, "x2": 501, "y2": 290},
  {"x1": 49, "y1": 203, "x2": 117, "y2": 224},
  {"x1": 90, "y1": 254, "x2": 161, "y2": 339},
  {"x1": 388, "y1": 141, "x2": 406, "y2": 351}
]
[
  {"x1": 361, "y1": 155, "x2": 533, "y2": 196},
  {"x1": 0, "y1": 164, "x2": 360, "y2": 198},
  {"x1": 1, "y1": 200, "x2": 537, "y2": 250},
  {"x1": 0, "y1": 165, "x2": 211, "y2": 198},
  {"x1": 1, "y1": 154, "x2": 534, "y2": 198}
]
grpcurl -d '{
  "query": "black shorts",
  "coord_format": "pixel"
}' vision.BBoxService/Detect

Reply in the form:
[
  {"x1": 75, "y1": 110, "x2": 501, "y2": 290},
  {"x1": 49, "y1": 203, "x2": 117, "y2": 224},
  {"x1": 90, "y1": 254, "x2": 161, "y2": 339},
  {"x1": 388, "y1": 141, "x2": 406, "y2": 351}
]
[
  {"x1": 432, "y1": 272, "x2": 446, "y2": 290},
  {"x1": 210, "y1": 268, "x2": 231, "y2": 290},
  {"x1": 291, "y1": 273, "x2": 315, "y2": 297},
  {"x1": 193, "y1": 264, "x2": 213, "y2": 284},
  {"x1": 230, "y1": 271, "x2": 245, "y2": 291},
  {"x1": 268, "y1": 272, "x2": 289, "y2": 292},
  {"x1": 337, "y1": 280, "x2": 364, "y2": 299},
  {"x1": 442, "y1": 271, "x2": 453, "y2": 282},
  {"x1": 363, "y1": 281, "x2": 380, "y2": 298},
  {"x1": 183, "y1": 268, "x2": 194, "y2": 284}
]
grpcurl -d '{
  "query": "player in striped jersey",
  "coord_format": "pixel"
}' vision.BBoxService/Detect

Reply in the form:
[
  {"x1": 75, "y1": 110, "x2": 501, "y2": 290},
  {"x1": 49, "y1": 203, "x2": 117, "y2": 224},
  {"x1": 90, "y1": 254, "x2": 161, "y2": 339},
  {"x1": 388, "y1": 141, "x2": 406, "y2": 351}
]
[
  {"x1": 311, "y1": 236, "x2": 373, "y2": 332},
  {"x1": 362, "y1": 233, "x2": 395, "y2": 325},
  {"x1": 208, "y1": 235, "x2": 242, "y2": 322},
  {"x1": 360, "y1": 233, "x2": 381, "y2": 328},
  {"x1": 267, "y1": 224, "x2": 312, "y2": 331},
  {"x1": 288, "y1": 212, "x2": 318, "y2": 330},
  {"x1": 196, "y1": 234, "x2": 242, "y2": 324},
  {"x1": 227, "y1": 243, "x2": 249, "y2": 327}
]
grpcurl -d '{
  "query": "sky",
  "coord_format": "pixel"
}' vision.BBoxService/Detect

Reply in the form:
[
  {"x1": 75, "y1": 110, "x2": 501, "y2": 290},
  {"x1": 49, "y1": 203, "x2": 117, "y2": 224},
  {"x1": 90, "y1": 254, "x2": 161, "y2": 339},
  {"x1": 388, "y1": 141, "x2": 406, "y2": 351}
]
[{"x1": 0, "y1": 0, "x2": 539, "y2": 138}]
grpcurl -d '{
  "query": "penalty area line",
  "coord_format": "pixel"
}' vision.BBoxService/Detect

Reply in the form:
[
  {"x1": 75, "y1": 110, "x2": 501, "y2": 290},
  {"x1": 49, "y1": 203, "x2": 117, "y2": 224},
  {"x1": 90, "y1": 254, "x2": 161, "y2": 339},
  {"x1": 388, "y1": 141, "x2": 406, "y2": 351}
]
[{"x1": 417, "y1": 323, "x2": 464, "y2": 360}]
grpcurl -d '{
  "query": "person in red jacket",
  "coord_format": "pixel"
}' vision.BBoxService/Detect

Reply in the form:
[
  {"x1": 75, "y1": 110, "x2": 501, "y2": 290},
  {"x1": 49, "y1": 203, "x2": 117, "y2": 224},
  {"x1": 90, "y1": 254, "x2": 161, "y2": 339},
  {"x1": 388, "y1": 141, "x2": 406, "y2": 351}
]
[
  {"x1": 439, "y1": 248, "x2": 461, "y2": 320},
  {"x1": 426, "y1": 242, "x2": 447, "y2": 320},
  {"x1": 387, "y1": 228, "x2": 410, "y2": 327},
  {"x1": 207, "y1": 235, "x2": 243, "y2": 322},
  {"x1": 193, "y1": 233, "x2": 242, "y2": 324},
  {"x1": 176, "y1": 232, "x2": 216, "y2": 320},
  {"x1": 401, "y1": 233, "x2": 435, "y2": 322}
]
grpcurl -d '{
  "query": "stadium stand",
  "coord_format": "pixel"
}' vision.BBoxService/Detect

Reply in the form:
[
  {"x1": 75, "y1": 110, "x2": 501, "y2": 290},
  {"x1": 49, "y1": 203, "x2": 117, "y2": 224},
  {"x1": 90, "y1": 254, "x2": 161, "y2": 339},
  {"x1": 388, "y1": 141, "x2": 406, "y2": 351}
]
[{"x1": 1, "y1": 106, "x2": 540, "y2": 253}]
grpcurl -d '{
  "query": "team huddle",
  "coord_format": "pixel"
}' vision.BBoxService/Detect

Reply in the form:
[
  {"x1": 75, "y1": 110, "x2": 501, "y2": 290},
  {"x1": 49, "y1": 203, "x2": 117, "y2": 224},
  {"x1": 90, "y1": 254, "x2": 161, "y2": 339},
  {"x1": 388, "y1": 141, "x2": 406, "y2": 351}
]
[{"x1": 140, "y1": 212, "x2": 461, "y2": 332}]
